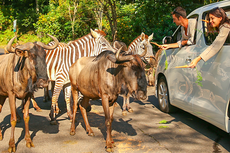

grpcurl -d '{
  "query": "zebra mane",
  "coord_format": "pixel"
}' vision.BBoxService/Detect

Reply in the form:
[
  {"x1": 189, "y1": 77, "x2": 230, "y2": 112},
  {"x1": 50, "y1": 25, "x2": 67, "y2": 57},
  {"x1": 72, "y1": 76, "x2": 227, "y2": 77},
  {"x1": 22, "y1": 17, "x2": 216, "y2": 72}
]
[
  {"x1": 94, "y1": 29, "x2": 106, "y2": 36},
  {"x1": 67, "y1": 33, "x2": 92, "y2": 45},
  {"x1": 128, "y1": 34, "x2": 148, "y2": 49}
]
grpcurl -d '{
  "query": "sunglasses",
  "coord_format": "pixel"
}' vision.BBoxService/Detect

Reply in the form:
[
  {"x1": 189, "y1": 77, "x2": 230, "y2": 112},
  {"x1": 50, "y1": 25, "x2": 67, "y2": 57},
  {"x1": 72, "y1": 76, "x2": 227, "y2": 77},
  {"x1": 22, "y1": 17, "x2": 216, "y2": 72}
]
[
  {"x1": 212, "y1": 7, "x2": 222, "y2": 14},
  {"x1": 173, "y1": 9, "x2": 184, "y2": 17}
]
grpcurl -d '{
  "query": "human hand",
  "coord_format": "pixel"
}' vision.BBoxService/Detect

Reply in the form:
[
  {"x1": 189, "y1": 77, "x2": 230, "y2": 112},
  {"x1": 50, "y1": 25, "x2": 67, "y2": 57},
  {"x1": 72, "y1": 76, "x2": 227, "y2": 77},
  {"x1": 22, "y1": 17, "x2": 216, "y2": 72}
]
[
  {"x1": 188, "y1": 56, "x2": 202, "y2": 68},
  {"x1": 160, "y1": 45, "x2": 169, "y2": 50}
]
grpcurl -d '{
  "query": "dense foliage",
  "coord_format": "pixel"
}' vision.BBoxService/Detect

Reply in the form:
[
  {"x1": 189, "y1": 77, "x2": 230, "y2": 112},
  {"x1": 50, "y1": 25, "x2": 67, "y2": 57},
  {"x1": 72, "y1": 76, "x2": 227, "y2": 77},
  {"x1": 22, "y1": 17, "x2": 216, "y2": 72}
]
[{"x1": 0, "y1": 0, "x2": 221, "y2": 52}]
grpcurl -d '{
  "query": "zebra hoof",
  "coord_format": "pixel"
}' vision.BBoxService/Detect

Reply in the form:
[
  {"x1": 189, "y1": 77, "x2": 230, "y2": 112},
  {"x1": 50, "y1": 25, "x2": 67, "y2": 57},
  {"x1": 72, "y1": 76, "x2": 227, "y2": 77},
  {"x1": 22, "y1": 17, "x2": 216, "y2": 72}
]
[
  {"x1": 128, "y1": 108, "x2": 133, "y2": 113},
  {"x1": 122, "y1": 110, "x2": 127, "y2": 116}
]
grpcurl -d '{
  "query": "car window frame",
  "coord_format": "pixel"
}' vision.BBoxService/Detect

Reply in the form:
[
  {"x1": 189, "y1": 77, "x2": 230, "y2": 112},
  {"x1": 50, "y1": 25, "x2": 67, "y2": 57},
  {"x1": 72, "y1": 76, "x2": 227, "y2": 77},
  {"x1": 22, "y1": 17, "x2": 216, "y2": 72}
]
[
  {"x1": 170, "y1": 15, "x2": 198, "y2": 45},
  {"x1": 202, "y1": 6, "x2": 230, "y2": 46}
]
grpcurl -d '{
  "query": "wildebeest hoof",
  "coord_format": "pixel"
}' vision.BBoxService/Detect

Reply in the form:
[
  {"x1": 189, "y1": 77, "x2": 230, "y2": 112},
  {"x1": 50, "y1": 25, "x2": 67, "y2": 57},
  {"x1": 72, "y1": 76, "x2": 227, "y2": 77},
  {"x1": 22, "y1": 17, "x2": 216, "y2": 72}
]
[
  {"x1": 8, "y1": 146, "x2": 16, "y2": 153},
  {"x1": 26, "y1": 141, "x2": 34, "y2": 148},
  {"x1": 50, "y1": 120, "x2": 57, "y2": 125},
  {"x1": 106, "y1": 147, "x2": 114, "y2": 152},
  {"x1": 128, "y1": 108, "x2": 133, "y2": 113},
  {"x1": 122, "y1": 110, "x2": 127, "y2": 116},
  {"x1": 88, "y1": 132, "x2": 95, "y2": 137},
  {"x1": 0, "y1": 135, "x2": 2, "y2": 141},
  {"x1": 70, "y1": 130, "x2": 76, "y2": 136},
  {"x1": 86, "y1": 104, "x2": 91, "y2": 112},
  {"x1": 35, "y1": 107, "x2": 42, "y2": 112}
]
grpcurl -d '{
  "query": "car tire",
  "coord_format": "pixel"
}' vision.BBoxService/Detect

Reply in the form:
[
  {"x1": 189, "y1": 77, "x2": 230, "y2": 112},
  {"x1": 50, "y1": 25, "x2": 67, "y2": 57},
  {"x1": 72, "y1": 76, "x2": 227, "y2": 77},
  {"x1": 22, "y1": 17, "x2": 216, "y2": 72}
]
[{"x1": 157, "y1": 76, "x2": 177, "y2": 113}]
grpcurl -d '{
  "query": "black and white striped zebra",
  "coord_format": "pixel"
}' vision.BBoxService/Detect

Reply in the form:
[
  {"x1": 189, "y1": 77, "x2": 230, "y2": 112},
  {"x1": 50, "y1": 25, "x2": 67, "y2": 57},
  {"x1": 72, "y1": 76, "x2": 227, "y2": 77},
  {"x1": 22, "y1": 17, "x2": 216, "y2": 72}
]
[{"x1": 43, "y1": 29, "x2": 116, "y2": 124}]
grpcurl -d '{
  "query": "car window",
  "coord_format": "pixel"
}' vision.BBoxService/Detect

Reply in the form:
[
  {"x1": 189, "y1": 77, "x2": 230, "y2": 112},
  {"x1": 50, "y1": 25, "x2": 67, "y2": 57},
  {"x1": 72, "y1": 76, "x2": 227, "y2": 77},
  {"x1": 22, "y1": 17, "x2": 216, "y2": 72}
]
[{"x1": 203, "y1": 7, "x2": 230, "y2": 45}]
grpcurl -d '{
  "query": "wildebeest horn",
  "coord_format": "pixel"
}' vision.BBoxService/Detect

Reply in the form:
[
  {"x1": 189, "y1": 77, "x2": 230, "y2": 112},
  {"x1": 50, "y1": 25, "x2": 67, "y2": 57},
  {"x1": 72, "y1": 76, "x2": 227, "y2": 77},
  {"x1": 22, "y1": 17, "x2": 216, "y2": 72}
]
[
  {"x1": 139, "y1": 44, "x2": 147, "y2": 57},
  {"x1": 6, "y1": 36, "x2": 17, "y2": 53},
  {"x1": 115, "y1": 47, "x2": 134, "y2": 62},
  {"x1": 36, "y1": 34, "x2": 59, "y2": 50},
  {"x1": 115, "y1": 47, "x2": 123, "y2": 61}
]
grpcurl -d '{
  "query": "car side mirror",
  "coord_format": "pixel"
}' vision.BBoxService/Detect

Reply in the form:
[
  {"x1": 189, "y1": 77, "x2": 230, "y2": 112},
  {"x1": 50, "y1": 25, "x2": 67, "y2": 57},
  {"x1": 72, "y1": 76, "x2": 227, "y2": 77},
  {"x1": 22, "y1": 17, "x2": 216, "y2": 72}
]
[{"x1": 162, "y1": 36, "x2": 172, "y2": 44}]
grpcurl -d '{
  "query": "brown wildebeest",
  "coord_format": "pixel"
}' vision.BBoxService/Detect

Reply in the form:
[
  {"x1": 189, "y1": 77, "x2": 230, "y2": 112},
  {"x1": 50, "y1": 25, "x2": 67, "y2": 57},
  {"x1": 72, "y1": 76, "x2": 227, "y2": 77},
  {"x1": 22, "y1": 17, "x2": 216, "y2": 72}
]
[
  {"x1": 112, "y1": 33, "x2": 155, "y2": 116},
  {"x1": 69, "y1": 46, "x2": 148, "y2": 152},
  {"x1": 0, "y1": 34, "x2": 59, "y2": 152}
]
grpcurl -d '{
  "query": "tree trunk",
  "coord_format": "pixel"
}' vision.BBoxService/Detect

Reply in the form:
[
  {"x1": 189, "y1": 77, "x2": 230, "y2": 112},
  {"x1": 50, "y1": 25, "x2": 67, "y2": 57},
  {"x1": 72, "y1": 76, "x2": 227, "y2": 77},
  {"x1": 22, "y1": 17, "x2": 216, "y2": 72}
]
[{"x1": 103, "y1": 0, "x2": 117, "y2": 42}]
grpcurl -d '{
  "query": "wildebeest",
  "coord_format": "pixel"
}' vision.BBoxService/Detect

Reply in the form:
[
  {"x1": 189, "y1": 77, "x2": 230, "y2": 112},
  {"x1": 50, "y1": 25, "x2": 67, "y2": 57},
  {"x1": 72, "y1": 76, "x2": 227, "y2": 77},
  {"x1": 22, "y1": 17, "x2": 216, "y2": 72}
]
[
  {"x1": 113, "y1": 33, "x2": 154, "y2": 116},
  {"x1": 0, "y1": 34, "x2": 59, "y2": 152},
  {"x1": 69, "y1": 46, "x2": 148, "y2": 152}
]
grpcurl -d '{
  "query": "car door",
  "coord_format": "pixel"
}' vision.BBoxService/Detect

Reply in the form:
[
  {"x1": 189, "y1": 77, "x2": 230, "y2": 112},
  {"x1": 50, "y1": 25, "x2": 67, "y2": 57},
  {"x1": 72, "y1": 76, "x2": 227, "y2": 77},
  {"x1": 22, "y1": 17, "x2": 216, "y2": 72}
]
[
  {"x1": 166, "y1": 15, "x2": 198, "y2": 113},
  {"x1": 190, "y1": 8, "x2": 230, "y2": 131}
]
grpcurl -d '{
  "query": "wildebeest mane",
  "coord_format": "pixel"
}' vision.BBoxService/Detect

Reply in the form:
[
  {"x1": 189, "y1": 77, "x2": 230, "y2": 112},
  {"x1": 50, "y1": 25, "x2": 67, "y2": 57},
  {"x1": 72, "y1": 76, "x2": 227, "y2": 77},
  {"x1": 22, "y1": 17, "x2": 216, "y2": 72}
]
[{"x1": 93, "y1": 50, "x2": 115, "y2": 62}]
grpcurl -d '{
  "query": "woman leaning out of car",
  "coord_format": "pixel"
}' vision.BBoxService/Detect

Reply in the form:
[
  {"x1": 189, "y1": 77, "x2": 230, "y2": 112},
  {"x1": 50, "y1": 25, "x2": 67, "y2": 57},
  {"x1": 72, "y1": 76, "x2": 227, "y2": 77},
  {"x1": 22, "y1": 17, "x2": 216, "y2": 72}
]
[{"x1": 189, "y1": 7, "x2": 230, "y2": 68}]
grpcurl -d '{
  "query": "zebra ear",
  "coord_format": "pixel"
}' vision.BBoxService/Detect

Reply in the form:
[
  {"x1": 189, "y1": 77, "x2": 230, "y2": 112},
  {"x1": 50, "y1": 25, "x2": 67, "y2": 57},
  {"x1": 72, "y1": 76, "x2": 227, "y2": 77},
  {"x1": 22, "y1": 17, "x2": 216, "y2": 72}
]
[
  {"x1": 141, "y1": 32, "x2": 145, "y2": 40},
  {"x1": 148, "y1": 33, "x2": 154, "y2": 42},
  {"x1": 91, "y1": 29, "x2": 99, "y2": 38}
]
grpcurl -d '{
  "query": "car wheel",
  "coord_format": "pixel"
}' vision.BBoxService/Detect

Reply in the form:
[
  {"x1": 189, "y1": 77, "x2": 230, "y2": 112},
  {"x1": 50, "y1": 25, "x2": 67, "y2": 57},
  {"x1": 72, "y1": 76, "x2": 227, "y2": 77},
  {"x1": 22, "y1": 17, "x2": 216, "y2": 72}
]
[{"x1": 157, "y1": 76, "x2": 177, "y2": 113}]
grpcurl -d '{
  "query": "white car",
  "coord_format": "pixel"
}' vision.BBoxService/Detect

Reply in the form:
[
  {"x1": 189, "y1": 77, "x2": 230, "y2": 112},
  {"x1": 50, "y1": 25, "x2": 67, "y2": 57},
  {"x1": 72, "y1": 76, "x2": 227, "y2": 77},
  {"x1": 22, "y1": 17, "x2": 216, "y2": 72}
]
[{"x1": 155, "y1": 0, "x2": 230, "y2": 133}]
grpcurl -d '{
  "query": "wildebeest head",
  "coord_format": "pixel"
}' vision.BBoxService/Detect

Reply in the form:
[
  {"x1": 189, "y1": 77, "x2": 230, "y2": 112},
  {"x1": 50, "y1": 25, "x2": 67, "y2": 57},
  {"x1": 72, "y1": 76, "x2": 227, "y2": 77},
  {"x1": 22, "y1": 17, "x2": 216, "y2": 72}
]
[
  {"x1": 108, "y1": 46, "x2": 148, "y2": 100},
  {"x1": 91, "y1": 29, "x2": 116, "y2": 53},
  {"x1": 6, "y1": 34, "x2": 59, "y2": 89}
]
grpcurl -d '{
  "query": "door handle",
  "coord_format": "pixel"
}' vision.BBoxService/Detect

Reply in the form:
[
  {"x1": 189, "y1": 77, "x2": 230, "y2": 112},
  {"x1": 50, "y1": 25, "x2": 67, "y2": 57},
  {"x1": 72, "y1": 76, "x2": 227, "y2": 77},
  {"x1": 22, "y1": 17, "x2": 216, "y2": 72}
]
[{"x1": 186, "y1": 56, "x2": 191, "y2": 63}]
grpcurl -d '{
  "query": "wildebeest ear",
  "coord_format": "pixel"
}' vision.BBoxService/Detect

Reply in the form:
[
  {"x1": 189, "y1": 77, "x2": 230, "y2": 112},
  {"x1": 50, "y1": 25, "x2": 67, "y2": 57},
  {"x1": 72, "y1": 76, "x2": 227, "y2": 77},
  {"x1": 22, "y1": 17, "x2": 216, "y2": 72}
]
[
  {"x1": 16, "y1": 49, "x2": 28, "y2": 57},
  {"x1": 107, "y1": 54, "x2": 116, "y2": 63}
]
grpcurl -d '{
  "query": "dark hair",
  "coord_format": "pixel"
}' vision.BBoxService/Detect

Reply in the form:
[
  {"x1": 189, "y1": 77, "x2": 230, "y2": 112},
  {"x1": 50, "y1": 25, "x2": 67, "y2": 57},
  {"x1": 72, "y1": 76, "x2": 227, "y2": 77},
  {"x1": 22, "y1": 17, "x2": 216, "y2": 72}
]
[
  {"x1": 171, "y1": 7, "x2": 187, "y2": 19},
  {"x1": 208, "y1": 7, "x2": 230, "y2": 26}
]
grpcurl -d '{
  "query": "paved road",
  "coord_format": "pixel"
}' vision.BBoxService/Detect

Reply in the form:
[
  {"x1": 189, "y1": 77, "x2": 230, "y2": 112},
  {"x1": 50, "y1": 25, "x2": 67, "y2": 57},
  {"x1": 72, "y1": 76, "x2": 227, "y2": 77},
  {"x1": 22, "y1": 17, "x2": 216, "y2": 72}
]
[
  {"x1": 0, "y1": 85, "x2": 230, "y2": 153},
  {"x1": 0, "y1": 47, "x2": 229, "y2": 153}
]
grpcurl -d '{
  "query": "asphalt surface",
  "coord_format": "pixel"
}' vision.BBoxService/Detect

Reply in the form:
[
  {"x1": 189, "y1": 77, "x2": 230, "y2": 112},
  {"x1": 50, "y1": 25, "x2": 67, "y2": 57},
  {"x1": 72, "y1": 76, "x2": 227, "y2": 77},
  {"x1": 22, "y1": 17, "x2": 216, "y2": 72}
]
[{"x1": 0, "y1": 48, "x2": 230, "y2": 153}]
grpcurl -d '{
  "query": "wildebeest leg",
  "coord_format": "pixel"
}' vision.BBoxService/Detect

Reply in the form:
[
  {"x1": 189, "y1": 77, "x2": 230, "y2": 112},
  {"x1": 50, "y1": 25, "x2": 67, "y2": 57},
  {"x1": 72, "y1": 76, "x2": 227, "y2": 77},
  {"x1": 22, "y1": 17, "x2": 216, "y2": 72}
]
[
  {"x1": 0, "y1": 96, "x2": 6, "y2": 141},
  {"x1": 79, "y1": 97, "x2": 94, "y2": 136},
  {"x1": 8, "y1": 92, "x2": 17, "y2": 153},
  {"x1": 23, "y1": 94, "x2": 34, "y2": 148},
  {"x1": 102, "y1": 95, "x2": 115, "y2": 152},
  {"x1": 31, "y1": 94, "x2": 41, "y2": 112},
  {"x1": 70, "y1": 87, "x2": 79, "y2": 136},
  {"x1": 43, "y1": 86, "x2": 49, "y2": 102},
  {"x1": 63, "y1": 85, "x2": 73, "y2": 121},
  {"x1": 122, "y1": 95, "x2": 128, "y2": 116},
  {"x1": 126, "y1": 94, "x2": 133, "y2": 113}
]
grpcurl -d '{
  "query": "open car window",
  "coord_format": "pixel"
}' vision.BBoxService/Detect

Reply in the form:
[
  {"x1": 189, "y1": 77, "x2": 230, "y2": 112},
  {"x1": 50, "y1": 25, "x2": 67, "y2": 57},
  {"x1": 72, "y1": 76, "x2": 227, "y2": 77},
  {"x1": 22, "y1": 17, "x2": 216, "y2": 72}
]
[
  {"x1": 170, "y1": 15, "x2": 198, "y2": 45},
  {"x1": 202, "y1": 7, "x2": 230, "y2": 45}
]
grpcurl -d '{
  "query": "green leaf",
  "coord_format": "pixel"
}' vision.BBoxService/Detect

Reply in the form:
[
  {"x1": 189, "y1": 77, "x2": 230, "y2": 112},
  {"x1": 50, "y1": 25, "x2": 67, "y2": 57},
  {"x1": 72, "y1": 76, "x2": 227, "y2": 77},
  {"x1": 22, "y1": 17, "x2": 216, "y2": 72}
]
[{"x1": 159, "y1": 120, "x2": 168, "y2": 124}]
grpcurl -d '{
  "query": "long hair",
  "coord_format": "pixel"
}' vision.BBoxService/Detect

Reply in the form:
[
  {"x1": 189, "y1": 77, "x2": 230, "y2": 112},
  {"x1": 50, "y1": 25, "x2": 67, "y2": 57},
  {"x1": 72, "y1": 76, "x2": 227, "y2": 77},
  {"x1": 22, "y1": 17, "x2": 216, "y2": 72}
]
[{"x1": 208, "y1": 7, "x2": 230, "y2": 29}]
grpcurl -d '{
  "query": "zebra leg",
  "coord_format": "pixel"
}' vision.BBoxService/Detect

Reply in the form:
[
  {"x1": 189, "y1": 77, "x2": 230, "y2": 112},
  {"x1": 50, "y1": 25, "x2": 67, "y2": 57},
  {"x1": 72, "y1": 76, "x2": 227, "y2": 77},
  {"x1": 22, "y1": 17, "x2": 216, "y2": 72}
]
[
  {"x1": 49, "y1": 81, "x2": 64, "y2": 125},
  {"x1": 63, "y1": 85, "x2": 73, "y2": 121}
]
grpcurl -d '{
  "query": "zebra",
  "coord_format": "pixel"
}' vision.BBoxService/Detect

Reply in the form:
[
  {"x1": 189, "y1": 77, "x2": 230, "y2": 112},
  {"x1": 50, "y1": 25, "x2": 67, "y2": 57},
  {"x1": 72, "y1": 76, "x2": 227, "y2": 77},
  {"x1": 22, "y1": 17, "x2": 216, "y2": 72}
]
[
  {"x1": 119, "y1": 32, "x2": 154, "y2": 116},
  {"x1": 37, "y1": 29, "x2": 116, "y2": 125}
]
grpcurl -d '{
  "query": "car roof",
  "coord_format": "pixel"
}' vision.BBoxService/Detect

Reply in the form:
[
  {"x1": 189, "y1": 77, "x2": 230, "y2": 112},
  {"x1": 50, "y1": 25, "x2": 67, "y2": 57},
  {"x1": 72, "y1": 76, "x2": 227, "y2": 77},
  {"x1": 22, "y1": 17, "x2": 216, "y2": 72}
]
[{"x1": 188, "y1": 0, "x2": 230, "y2": 17}]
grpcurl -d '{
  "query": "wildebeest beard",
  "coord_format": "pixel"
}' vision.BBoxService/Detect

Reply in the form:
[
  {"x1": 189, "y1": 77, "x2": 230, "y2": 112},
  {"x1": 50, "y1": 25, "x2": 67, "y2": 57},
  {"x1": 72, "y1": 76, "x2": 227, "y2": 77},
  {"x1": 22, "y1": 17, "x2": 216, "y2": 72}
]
[
  {"x1": 14, "y1": 57, "x2": 37, "y2": 93},
  {"x1": 27, "y1": 77, "x2": 37, "y2": 93},
  {"x1": 14, "y1": 56, "x2": 26, "y2": 72}
]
